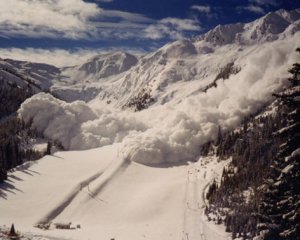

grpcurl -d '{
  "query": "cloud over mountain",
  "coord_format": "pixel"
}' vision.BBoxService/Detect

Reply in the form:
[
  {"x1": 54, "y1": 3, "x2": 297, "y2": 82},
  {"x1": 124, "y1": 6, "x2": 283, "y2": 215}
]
[{"x1": 145, "y1": 18, "x2": 201, "y2": 40}]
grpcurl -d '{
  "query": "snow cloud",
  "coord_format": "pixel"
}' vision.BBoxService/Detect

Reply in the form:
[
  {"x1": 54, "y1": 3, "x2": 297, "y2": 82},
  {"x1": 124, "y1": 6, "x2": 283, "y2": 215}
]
[
  {"x1": 18, "y1": 94, "x2": 146, "y2": 150},
  {"x1": 120, "y1": 37, "x2": 299, "y2": 164}
]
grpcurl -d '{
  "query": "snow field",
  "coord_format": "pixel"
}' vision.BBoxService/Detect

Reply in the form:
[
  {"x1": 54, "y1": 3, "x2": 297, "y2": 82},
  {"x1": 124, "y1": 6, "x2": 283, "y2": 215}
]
[
  {"x1": 0, "y1": 145, "x2": 118, "y2": 229},
  {"x1": 0, "y1": 144, "x2": 230, "y2": 240}
]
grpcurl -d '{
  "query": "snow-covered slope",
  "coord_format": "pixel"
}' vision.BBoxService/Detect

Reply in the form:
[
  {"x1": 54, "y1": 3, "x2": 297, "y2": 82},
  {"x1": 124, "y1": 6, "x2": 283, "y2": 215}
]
[
  {"x1": 77, "y1": 51, "x2": 138, "y2": 79},
  {"x1": 50, "y1": 52, "x2": 138, "y2": 102},
  {"x1": 0, "y1": 58, "x2": 60, "y2": 91},
  {"x1": 0, "y1": 145, "x2": 228, "y2": 240}
]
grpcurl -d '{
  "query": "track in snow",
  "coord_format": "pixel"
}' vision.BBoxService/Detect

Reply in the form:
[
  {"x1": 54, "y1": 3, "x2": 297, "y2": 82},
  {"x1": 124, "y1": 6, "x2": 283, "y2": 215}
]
[
  {"x1": 182, "y1": 157, "x2": 230, "y2": 240},
  {"x1": 37, "y1": 171, "x2": 104, "y2": 224},
  {"x1": 38, "y1": 156, "x2": 131, "y2": 225}
]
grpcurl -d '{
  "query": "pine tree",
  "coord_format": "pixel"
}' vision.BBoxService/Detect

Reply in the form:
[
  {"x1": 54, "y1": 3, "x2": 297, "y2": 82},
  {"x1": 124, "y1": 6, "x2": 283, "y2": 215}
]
[
  {"x1": 46, "y1": 141, "x2": 52, "y2": 155},
  {"x1": 258, "y1": 48, "x2": 300, "y2": 240},
  {"x1": 9, "y1": 223, "x2": 17, "y2": 236}
]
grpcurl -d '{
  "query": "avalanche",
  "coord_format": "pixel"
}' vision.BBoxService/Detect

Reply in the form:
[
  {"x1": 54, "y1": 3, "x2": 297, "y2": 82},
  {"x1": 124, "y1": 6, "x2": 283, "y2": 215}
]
[
  {"x1": 18, "y1": 31, "x2": 300, "y2": 165},
  {"x1": 1, "y1": 8, "x2": 300, "y2": 240}
]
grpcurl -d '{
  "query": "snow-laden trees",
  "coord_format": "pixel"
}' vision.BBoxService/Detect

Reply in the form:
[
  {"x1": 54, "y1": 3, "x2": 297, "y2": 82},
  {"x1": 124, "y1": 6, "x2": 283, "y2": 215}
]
[{"x1": 257, "y1": 48, "x2": 300, "y2": 240}]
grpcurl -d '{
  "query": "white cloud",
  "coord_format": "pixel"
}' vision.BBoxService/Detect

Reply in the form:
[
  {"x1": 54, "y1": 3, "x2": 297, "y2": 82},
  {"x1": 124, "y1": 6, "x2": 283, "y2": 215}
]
[
  {"x1": 190, "y1": 5, "x2": 211, "y2": 14},
  {"x1": 98, "y1": 10, "x2": 153, "y2": 23},
  {"x1": 250, "y1": 0, "x2": 279, "y2": 6},
  {"x1": 0, "y1": 47, "x2": 146, "y2": 67},
  {"x1": 238, "y1": 4, "x2": 266, "y2": 14},
  {"x1": 144, "y1": 18, "x2": 201, "y2": 40},
  {"x1": 237, "y1": 0, "x2": 280, "y2": 15},
  {"x1": 0, "y1": 0, "x2": 100, "y2": 39},
  {"x1": 0, "y1": 0, "x2": 203, "y2": 41},
  {"x1": 0, "y1": 0, "x2": 153, "y2": 40},
  {"x1": 160, "y1": 18, "x2": 200, "y2": 31}
]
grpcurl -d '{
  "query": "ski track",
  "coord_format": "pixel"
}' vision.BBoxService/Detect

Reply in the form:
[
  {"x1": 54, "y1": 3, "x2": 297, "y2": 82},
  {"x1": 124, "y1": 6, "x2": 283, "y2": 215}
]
[
  {"x1": 86, "y1": 156, "x2": 131, "y2": 200},
  {"x1": 37, "y1": 154, "x2": 130, "y2": 225},
  {"x1": 37, "y1": 171, "x2": 104, "y2": 224},
  {"x1": 183, "y1": 157, "x2": 230, "y2": 240}
]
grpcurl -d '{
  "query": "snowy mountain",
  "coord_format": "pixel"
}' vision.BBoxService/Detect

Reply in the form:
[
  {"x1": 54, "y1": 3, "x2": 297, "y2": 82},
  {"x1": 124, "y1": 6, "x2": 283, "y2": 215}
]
[
  {"x1": 0, "y1": 9, "x2": 300, "y2": 240},
  {"x1": 198, "y1": 8, "x2": 300, "y2": 45},
  {"x1": 0, "y1": 58, "x2": 60, "y2": 91},
  {"x1": 76, "y1": 52, "x2": 138, "y2": 80},
  {"x1": 47, "y1": 8, "x2": 300, "y2": 109},
  {"x1": 13, "y1": 8, "x2": 300, "y2": 162},
  {"x1": 1, "y1": 9, "x2": 299, "y2": 107}
]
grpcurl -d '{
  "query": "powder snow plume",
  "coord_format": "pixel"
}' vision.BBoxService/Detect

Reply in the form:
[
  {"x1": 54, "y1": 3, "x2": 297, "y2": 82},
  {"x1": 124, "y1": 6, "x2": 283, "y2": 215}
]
[{"x1": 18, "y1": 32, "x2": 300, "y2": 164}]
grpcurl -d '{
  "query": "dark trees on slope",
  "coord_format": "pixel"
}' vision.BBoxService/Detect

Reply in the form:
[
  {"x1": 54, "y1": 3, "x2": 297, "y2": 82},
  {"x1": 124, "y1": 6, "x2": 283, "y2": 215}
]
[
  {"x1": 258, "y1": 49, "x2": 300, "y2": 240},
  {"x1": 0, "y1": 118, "x2": 44, "y2": 183},
  {"x1": 0, "y1": 81, "x2": 45, "y2": 183},
  {"x1": 0, "y1": 82, "x2": 33, "y2": 119},
  {"x1": 203, "y1": 48, "x2": 300, "y2": 239},
  {"x1": 204, "y1": 113, "x2": 281, "y2": 239}
]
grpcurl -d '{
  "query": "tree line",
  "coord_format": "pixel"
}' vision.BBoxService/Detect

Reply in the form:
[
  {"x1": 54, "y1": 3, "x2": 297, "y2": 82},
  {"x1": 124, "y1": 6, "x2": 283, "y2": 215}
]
[
  {"x1": 202, "y1": 48, "x2": 300, "y2": 239},
  {"x1": 0, "y1": 79, "x2": 51, "y2": 183}
]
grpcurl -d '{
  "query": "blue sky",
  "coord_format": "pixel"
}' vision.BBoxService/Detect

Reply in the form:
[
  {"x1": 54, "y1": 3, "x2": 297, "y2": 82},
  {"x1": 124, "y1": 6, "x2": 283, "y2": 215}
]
[{"x1": 0, "y1": 0, "x2": 299, "y2": 66}]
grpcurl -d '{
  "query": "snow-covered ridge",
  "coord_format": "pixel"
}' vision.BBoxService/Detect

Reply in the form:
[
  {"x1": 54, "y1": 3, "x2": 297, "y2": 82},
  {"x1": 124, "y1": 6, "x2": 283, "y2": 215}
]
[
  {"x1": 197, "y1": 8, "x2": 300, "y2": 45},
  {"x1": 78, "y1": 52, "x2": 138, "y2": 79},
  {"x1": 90, "y1": 8, "x2": 300, "y2": 108},
  {"x1": 2, "y1": 9, "x2": 300, "y2": 106},
  {"x1": 0, "y1": 58, "x2": 60, "y2": 91}
]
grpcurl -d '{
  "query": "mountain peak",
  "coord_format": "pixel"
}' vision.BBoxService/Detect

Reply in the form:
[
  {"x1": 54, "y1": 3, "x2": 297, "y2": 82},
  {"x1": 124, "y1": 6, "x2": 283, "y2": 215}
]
[
  {"x1": 78, "y1": 51, "x2": 138, "y2": 79},
  {"x1": 196, "y1": 8, "x2": 300, "y2": 46}
]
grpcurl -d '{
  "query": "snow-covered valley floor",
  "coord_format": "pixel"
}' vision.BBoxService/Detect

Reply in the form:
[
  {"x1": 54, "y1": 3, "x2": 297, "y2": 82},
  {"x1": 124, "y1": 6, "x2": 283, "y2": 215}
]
[{"x1": 0, "y1": 144, "x2": 229, "y2": 240}]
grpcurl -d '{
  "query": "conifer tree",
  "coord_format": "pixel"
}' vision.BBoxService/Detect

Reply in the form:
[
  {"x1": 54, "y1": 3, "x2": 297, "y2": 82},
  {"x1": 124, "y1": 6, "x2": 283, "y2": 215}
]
[{"x1": 9, "y1": 223, "x2": 17, "y2": 236}]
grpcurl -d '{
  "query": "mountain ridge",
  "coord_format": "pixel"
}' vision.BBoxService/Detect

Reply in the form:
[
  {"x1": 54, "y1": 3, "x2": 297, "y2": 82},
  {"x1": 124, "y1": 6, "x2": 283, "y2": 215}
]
[{"x1": 1, "y1": 9, "x2": 299, "y2": 106}]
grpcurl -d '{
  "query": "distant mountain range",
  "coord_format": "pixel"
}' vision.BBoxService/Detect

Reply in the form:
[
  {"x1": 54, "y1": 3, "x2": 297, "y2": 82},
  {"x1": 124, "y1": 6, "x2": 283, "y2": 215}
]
[{"x1": 0, "y1": 8, "x2": 299, "y2": 111}]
